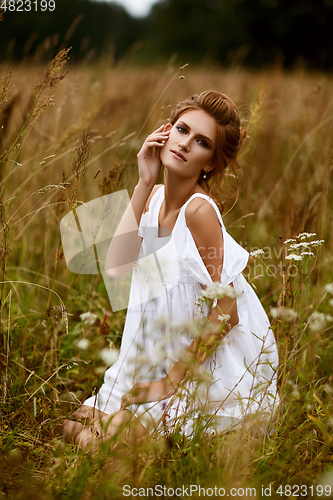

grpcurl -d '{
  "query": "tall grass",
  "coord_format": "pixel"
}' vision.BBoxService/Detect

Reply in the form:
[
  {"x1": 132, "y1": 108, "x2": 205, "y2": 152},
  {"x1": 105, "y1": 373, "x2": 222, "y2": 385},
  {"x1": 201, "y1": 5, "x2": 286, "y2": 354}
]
[{"x1": 1, "y1": 53, "x2": 333, "y2": 499}]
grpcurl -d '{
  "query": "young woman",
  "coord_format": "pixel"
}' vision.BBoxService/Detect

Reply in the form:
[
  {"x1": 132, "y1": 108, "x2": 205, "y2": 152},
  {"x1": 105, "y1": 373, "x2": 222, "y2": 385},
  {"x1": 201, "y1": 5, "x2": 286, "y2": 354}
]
[{"x1": 62, "y1": 90, "x2": 279, "y2": 447}]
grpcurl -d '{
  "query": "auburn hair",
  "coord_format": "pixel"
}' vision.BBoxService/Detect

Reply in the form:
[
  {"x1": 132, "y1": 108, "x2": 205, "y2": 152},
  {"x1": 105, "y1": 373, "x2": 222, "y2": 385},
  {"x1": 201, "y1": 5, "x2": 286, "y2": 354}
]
[{"x1": 169, "y1": 90, "x2": 246, "y2": 206}]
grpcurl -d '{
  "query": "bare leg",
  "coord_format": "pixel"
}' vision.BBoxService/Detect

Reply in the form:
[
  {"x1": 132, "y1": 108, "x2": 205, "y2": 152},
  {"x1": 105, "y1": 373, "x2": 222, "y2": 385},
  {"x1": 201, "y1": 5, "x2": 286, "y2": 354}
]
[
  {"x1": 62, "y1": 405, "x2": 107, "y2": 444},
  {"x1": 62, "y1": 405, "x2": 148, "y2": 450},
  {"x1": 74, "y1": 409, "x2": 148, "y2": 449}
]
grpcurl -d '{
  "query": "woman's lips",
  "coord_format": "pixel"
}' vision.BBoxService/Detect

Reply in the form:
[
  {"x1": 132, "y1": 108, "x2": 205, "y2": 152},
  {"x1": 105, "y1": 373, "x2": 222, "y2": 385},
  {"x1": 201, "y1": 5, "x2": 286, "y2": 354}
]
[{"x1": 170, "y1": 150, "x2": 187, "y2": 161}]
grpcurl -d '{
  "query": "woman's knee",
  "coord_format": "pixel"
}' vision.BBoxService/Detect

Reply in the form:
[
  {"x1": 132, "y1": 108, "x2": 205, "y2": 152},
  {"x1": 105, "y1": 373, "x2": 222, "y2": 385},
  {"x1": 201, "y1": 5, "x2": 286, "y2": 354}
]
[{"x1": 62, "y1": 418, "x2": 83, "y2": 442}]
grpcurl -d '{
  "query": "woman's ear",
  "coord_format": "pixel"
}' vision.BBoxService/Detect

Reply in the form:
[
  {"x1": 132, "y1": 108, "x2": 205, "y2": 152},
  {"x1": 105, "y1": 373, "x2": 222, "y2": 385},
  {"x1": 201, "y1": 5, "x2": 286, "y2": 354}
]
[
  {"x1": 207, "y1": 160, "x2": 216, "y2": 172},
  {"x1": 164, "y1": 123, "x2": 173, "y2": 132}
]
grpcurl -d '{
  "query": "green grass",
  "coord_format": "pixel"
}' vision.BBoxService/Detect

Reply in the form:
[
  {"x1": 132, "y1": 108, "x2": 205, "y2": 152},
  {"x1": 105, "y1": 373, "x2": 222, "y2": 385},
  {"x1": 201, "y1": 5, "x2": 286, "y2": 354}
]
[{"x1": 1, "y1": 53, "x2": 333, "y2": 499}]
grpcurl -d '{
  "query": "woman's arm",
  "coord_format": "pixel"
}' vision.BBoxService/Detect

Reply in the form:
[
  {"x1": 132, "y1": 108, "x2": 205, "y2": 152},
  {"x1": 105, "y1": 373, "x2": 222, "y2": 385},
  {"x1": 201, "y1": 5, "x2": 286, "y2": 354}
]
[
  {"x1": 120, "y1": 199, "x2": 239, "y2": 407},
  {"x1": 120, "y1": 295, "x2": 237, "y2": 409},
  {"x1": 105, "y1": 125, "x2": 169, "y2": 279}
]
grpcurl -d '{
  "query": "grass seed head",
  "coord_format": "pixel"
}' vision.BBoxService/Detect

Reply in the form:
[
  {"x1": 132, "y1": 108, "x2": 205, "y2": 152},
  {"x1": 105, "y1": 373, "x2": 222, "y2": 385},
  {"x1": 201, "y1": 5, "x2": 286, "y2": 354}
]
[{"x1": 33, "y1": 47, "x2": 71, "y2": 95}]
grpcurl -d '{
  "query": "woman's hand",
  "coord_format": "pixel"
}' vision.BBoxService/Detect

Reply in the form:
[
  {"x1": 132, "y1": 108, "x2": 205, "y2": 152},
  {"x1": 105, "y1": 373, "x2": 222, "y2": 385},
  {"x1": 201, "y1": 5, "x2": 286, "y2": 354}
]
[
  {"x1": 120, "y1": 378, "x2": 174, "y2": 410},
  {"x1": 137, "y1": 125, "x2": 170, "y2": 187}
]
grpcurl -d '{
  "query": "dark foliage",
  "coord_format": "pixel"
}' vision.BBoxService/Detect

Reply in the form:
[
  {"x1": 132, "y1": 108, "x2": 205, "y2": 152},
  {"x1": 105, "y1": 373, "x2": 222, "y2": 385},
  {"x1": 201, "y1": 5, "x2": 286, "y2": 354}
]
[
  {"x1": 1, "y1": 0, "x2": 332, "y2": 68},
  {"x1": 0, "y1": 0, "x2": 145, "y2": 63}
]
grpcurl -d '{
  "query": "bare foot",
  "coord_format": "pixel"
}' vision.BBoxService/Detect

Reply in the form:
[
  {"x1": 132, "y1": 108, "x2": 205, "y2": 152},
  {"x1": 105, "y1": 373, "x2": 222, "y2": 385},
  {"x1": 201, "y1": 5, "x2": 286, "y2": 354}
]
[
  {"x1": 61, "y1": 405, "x2": 107, "y2": 444},
  {"x1": 71, "y1": 409, "x2": 149, "y2": 451}
]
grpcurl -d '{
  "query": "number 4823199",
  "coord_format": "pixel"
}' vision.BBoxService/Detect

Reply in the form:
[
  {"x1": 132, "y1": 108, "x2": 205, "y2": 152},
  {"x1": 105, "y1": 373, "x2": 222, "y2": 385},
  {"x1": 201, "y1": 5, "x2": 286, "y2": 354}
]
[{"x1": 0, "y1": 1, "x2": 56, "y2": 11}]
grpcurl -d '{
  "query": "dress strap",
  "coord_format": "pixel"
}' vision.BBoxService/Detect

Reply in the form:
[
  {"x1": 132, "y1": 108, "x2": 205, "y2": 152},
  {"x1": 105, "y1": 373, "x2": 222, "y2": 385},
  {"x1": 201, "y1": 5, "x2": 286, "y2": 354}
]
[
  {"x1": 182, "y1": 192, "x2": 224, "y2": 227},
  {"x1": 182, "y1": 193, "x2": 249, "y2": 286}
]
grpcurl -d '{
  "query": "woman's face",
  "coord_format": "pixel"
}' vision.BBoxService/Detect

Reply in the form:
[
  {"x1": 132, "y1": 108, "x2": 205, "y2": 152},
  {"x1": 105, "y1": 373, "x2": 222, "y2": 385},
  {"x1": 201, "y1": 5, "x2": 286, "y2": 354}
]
[{"x1": 160, "y1": 109, "x2": 217, "y2": 180}]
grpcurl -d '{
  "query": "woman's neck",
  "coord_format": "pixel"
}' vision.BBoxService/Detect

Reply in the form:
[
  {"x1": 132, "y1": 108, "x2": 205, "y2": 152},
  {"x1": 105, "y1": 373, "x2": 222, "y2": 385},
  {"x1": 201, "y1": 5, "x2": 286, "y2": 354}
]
[{"x1": 163, "y1": 170, "x2": 200, "y2": 214}]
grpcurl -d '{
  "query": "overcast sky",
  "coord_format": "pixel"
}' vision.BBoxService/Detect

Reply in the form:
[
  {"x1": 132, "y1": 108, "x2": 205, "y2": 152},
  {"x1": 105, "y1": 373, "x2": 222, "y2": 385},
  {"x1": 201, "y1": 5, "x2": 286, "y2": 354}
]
[{"x1": 93, "y1": 0, "x2": 159, "y2": 17}]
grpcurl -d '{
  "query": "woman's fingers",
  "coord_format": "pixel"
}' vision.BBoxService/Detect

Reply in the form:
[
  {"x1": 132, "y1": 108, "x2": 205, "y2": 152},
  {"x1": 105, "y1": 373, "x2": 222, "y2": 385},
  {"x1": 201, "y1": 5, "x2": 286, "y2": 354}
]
[
  {"x1": 136, "y1": 125, "x2": 169, "y2": 185},
  {"x1": 145, "y1": 132, "x2": 169, "y2": 146},
  {"x1": 152, "y1": 124, "x2": 167, "y2": 134},
  {"x1": 120, "y1": 383, "x2": 150, "y2": 409},
  {"x1": 120, "y1": 399, "x2": 130, "y2": 410},
  {"x1": 155, "y1": 147, "x2": 161, "y2": 161},
  {"x1": 62, "y1": 419, "x2": 84, "y2": 443},
  {"x1": 137, "y1": 131, "x2": 169, "y2": 161},
  {"x1": 120, "y1": 391, "x2": 136, "y2": 409}
]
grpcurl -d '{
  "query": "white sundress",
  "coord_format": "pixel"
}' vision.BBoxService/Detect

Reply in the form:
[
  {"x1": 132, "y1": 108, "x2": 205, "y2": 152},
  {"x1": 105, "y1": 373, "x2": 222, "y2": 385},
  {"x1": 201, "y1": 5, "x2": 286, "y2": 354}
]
[{"x1": 83, "y1": 185, "x2": 279, "y2": 435}]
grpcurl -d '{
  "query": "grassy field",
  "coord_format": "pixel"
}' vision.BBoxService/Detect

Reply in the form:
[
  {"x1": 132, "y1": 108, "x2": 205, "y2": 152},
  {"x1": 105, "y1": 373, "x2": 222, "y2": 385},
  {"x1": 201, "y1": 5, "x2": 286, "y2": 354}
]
[{"x1": 1, "y1": 51, "x2": 333, "y2": 499}]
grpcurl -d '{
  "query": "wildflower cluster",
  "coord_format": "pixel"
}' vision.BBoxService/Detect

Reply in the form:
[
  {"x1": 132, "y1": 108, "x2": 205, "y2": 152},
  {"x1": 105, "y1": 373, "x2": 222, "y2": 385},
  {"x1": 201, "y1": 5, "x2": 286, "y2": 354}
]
[
  {"x1": 270, "y1": 307, "x2": 298, "y2": 322},
  {"x1": 324, "y1": 283, "x2": 333, "y2": 296},
  {"x1": 284, "y1": 232, "x2": 324, "y2": 263},
  {"x1": 99, "y1": 347, "x2": 119, "y2": 366},
  {"x1": 199, "y1": 282, "x2": 241, "y2": 301},
  {"x1": 308, "y1": 311, "x2": 326, "y2": 332},
  {"x1": 304, "y1": 284, "x2": 333, "y2": 332},
  {"x1": 218, "y1": 314, "x2": 231, "y2": 323},
  {"x1": 77, "y1": 338, "x2": 90, "y2": 350},
  {"x1": 80, "y1": 311, "x2": 99, "y2": 325},
  {"x1": 249, "y1": 248, "x2": 265, "y2": 258}
]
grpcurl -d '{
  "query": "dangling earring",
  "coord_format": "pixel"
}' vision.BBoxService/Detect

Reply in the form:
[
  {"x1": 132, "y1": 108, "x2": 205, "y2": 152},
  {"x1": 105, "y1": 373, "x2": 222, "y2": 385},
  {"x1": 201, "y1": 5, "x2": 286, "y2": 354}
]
[{"x1": 203, "y1": 171, "x2": 207, "y2": 179}]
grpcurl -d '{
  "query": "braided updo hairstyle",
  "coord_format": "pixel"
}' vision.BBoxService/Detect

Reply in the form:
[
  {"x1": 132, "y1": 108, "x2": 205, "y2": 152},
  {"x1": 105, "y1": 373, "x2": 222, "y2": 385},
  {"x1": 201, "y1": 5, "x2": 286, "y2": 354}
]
[{"x1": 169, "y1": 90, "x2": 246, "y2": 204}]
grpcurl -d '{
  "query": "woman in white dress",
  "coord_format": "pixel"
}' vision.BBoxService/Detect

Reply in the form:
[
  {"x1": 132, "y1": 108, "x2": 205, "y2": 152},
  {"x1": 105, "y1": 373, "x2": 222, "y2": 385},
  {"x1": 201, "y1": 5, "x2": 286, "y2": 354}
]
[{"x1": 62, "y1": 90, "x2": 279, "y2": 447}]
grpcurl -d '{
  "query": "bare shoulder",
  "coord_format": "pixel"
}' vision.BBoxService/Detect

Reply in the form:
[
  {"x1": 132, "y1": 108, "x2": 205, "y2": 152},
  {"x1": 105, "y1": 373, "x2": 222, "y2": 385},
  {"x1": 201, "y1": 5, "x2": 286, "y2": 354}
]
[
  {"x1": 185, "y1": 195, "x2": 224, "y2": 280},
  {"x1": 185, "y1": 196, "x2": 223, "y2": 250},
  {"x1": 185, "y1": 196, "x2": 220, "y2": 230},
  {"x1": 143, "y1": 184, "x2": 163, "y2": 214}
]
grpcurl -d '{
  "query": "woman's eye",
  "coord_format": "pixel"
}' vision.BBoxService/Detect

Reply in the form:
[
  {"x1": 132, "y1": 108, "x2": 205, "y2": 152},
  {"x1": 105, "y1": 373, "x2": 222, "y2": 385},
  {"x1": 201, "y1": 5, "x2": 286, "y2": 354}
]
[
  {"x1": 176, "y1": 126, "x2": 187, "y2": 134},
  {"x1": 197, "y1": 139, "x2": 208, "y2": 148}
]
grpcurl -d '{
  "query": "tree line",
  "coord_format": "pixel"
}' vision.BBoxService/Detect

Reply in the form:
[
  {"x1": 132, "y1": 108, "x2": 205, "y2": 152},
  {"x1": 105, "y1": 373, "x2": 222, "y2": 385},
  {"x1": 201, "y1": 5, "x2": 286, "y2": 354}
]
[{"x1": 1, "y1": 0, "x2": 332, "y2": 68}]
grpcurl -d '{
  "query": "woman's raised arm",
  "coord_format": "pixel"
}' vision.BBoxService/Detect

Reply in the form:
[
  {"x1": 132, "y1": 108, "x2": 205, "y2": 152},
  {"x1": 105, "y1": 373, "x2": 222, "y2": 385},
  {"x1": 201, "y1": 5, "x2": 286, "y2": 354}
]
[{"x1": 105, "y1": 125, "x2": 169, "y2": 279}]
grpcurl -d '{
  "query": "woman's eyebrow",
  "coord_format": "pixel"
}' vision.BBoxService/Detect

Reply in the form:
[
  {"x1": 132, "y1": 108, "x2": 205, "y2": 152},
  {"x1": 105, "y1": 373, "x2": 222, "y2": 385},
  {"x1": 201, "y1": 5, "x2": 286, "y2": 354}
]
[{"x1": 178, "y1": 120, "x2": 213, "y2": 146}]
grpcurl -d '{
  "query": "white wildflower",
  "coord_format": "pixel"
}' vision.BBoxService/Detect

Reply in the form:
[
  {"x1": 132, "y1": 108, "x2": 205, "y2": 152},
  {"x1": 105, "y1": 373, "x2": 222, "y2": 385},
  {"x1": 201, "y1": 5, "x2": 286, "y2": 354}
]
[
  {"x1": 284, "y1": 238, "x2": 296, "y2": 244},
  {"x1": 170, "y1": 318, "x2": 204, "y2": 339},
  {"x1": 330, "y1": 299, "x2": 333, "y2": 308},
  {"x1": 99, "y1": 348, "x2": 119, "y2": 366},
  {"x1": 310, "y1": 239, "x2": 325, "y2": 247},
  {"x1": 153, "y1": 314, "x2": 170, "y2": 331},
  {"x1": 249, "y1": 249, "x2": 265, "y2": 258},
  {"x1": 301, "y1": 251, "x2": 315, "y2": 257},
  {"x1": 324, "y1": 283, "x2": 333, "y2": 295},
  {"x1": 290, "y1": 242, "x2": 310, "y2": 249},
  {"x1": 80, "y1": 312, "x2": 99, "y2": 325},
  {"x1": 270, "y1": 307, "x2": 298, "y2": 321},
  {"x1": 285, "y1": 254, "x2": 303, "y2": 261},
  {"x1": 326, "y1": 315, "x2": 333, "y2": 322},
  {"x1": 95, "y1": 367, "x2": 107, "y2": 375},
  {"x1": 324, "y1": 385, "x2": 333, "y2": 395},
  {"x1": 297, "y1": 232, "x2": 317, "y2": 240},
  {"x1": 200, "y1": 282, "x2": 241, "y2": 301},
  {"x1": 218, "y1": 314, "x2": 231, "y2": 323},
  {"x1": 308, "y1": 311, "x2": 326, "y2": 332},
  {"x1": 77, "y1": 338, "x2": 90, "y2": 350}
]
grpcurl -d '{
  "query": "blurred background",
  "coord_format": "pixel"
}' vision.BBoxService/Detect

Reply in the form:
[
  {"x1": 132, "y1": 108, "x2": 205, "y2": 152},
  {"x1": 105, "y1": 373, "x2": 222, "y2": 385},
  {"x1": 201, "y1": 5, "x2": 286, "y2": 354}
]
[{"x1": 1, "y1": 0, "x2": 333, "y2": 68}]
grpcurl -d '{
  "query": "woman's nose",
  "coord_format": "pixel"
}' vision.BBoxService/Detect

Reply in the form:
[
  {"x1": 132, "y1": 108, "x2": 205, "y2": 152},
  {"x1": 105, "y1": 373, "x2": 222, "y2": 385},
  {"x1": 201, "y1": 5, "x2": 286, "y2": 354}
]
[{"x1": 179, "y1": 140, "x2": 190, "y2": 151}]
